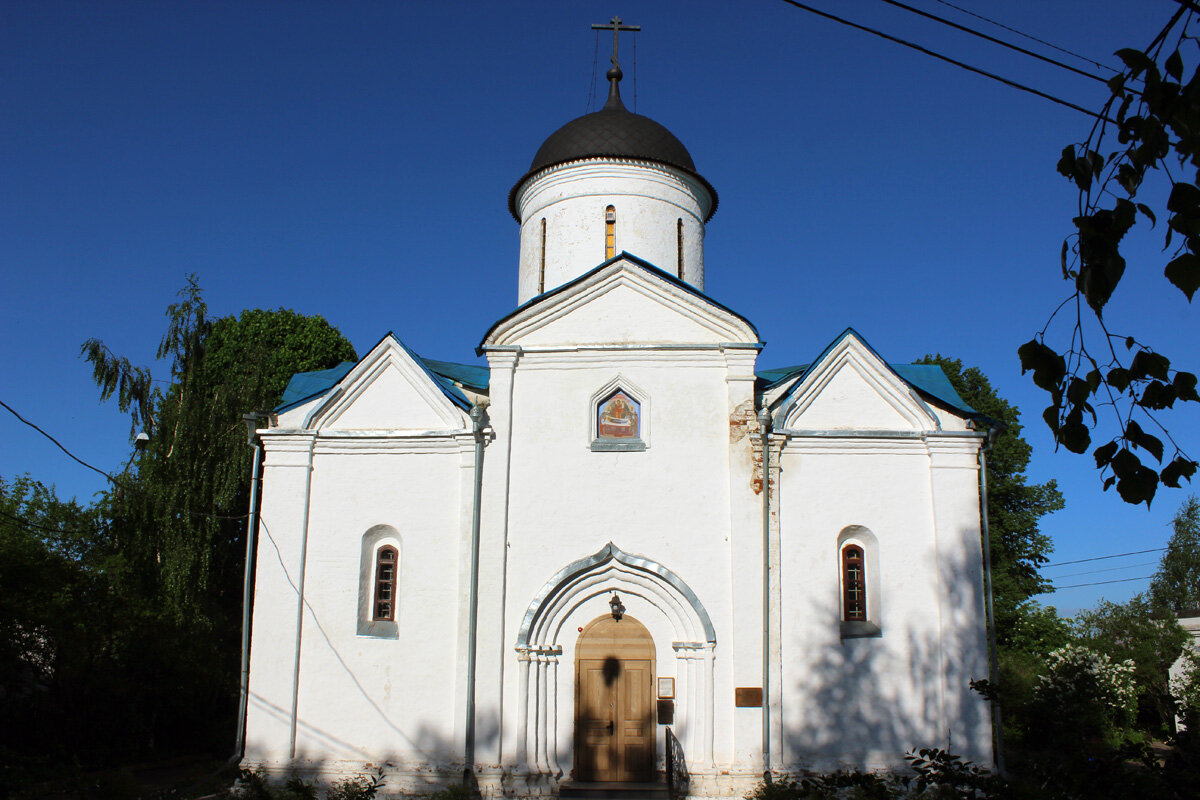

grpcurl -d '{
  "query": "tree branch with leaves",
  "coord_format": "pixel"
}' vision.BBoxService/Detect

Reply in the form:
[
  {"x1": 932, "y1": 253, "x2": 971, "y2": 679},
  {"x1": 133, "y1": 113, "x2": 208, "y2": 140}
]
[{"x1": 1022, "y1": 6, "x2": 1199, "y2": 505}]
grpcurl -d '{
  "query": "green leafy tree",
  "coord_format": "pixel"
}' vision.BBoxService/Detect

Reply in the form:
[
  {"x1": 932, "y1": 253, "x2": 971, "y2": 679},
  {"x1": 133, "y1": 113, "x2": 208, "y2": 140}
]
[
  {"x1": 916, "y1": 356, "x2": 1065, "y2": 643},
  {"x1": 1149, "y1": 495, "x2": 1200, "y2": 614},
  {"x1": 0, "y1": 475, "x2": 126, "y2": 782},
  {"x1": 80, "y1": 275, "x2": 357, "y2": 756},
  {"x1": 84, "y1": 276, "x2": 357, "y2": 622},
  {"x1": 1021, "y1": 7, "x2": 1199, "y2": 505},
  {"x1": 1073, "y1": 596, "x2": 1189, "y2": 737}
]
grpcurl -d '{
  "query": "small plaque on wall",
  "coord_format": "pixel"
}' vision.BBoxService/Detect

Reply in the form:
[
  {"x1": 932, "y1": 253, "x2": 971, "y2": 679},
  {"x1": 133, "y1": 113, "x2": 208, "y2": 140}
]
[
  {"x1": 735, "y1": 687, "x2": 763, "y2": 707},
  {"x1": 657, "y1": 677, "x2": 675, "y2": 699}
]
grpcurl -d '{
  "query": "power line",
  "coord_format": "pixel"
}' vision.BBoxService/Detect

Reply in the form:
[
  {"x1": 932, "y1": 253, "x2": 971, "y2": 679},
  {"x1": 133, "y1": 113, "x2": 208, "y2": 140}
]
[
  {"x1": 1050, "y1": 560, "x2": 1159, "y2": 580},
  {"x1": 1, "y1": 396, "x2": 248, "y2": 524},
  {"x1": 931, "y1": 0, "x2": 1119, "y2": 74},
  {"x1": 1, "y1": 398, "x2": 113, "y2": 481},
  {"x1": 1046, "y1": 575, "x2": 1153, "y2": 591},
  {"x1": 1044, "y1": 547, "x2": 1167, "y2": 568},
  {"x1": 0, "y1": 507, "x2": 96, "y2": 538},
  {"x1": 776, "y1": 0, "x2": 1111, "y2": 121},
  {"x1": 877, "y1": 0, "x2": 1109, "y2": 84}
]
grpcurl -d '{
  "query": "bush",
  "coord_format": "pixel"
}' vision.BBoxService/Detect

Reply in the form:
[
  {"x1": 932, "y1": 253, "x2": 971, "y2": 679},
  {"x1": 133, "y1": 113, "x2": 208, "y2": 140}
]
[
  {"x1": 224, "y1": 769, "x2": 383, "y2": 800},
  {"x1": 1030, "y1": 643, "x2": 1138, "y2": 749},
  {"x1": 744, "y1": 751, "x2": 1000, "y2": 800}
]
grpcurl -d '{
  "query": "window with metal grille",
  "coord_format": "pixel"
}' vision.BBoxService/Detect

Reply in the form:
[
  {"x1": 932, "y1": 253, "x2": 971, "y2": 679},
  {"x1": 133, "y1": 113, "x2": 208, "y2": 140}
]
[
  {"x1": 373, "y1": 545, "x2": 398, "y2": 621},
  {"x1": 842, "y1": 544, "x2": 866, "y2": 622}
]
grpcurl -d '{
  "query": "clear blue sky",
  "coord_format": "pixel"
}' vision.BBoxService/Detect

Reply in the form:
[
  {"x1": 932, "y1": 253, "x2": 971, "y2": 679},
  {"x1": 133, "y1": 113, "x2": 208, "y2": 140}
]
[{"x1": 2, "y1": 1, "x2": 1196, "y2": 614}]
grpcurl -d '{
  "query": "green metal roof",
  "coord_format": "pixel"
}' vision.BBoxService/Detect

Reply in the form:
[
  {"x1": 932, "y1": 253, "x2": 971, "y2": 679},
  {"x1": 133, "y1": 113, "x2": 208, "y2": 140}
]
[
  {"x1": 759, "y1": 328, "x2": 982, "y2": 421},
  {"x1": 274, "y1": 339, "x2": 488, "y2": 414}
]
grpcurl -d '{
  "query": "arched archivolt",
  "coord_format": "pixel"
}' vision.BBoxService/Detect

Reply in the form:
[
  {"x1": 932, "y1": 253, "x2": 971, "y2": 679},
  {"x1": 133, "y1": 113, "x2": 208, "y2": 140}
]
[{"x1": 517, "y1": 542, "x2": 716, "y2": 649}]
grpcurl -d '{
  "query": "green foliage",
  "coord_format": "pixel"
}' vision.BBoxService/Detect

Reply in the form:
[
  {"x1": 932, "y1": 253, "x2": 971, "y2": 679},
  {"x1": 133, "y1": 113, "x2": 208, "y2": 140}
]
[
  {"x1": 425, "y1": 784, "x2": 476, "y2": 800},
  {"x1": 1073, "y1": 596, "x2": 1189, "y2": 735},
  {"x1": 90, "y1": 276, "x2": 356, "y2": 623},
  {"x1": 744, "y1": 750, "x2": 1002, "y2": 799},
  {"x1": 1029, "y1": 10, "x2": 1200, "y2": 505},
  {"x1": 1, "y1": 277, "x2": 358, "y2": 793},
  {"x1": 915, "y1": 356, "x2": 1063, "y2": 644},
  {"x1": 1149, "y1": 495, "x2": 1200, "y2": 613},
  {"x1": 221, "y1": 769, "x2": 383, "y2": 800},
  {"x1": 1031, "y1": 643, "x2": 1138, "y2": 747}
]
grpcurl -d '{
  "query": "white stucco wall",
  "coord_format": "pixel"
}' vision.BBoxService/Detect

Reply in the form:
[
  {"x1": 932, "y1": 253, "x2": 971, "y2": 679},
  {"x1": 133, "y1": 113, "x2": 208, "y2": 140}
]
[
  {"x1": 243, "y1": 280, "x2": 994, "y2": 794},
  {"x1": 515, "y1": 160, "x2": 710, "y2": 303}
]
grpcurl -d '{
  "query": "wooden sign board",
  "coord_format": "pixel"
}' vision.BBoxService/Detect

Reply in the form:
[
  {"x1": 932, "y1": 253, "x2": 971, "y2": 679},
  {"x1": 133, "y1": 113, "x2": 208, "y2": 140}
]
[{"x1": 735, "y1": 687, "x2": 763, "y2": 707}]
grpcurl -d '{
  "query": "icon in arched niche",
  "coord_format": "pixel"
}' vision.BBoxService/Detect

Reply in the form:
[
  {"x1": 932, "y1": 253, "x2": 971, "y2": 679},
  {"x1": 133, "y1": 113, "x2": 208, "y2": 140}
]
[{"x1": 597, "y1": 390, "x2": 640, "y2": 439}]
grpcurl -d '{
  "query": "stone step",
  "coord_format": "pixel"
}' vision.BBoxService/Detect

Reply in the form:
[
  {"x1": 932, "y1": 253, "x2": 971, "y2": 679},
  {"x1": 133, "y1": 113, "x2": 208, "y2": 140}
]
[{"x1": 559, "y1": 781, "x2": 670, "y2": 800}]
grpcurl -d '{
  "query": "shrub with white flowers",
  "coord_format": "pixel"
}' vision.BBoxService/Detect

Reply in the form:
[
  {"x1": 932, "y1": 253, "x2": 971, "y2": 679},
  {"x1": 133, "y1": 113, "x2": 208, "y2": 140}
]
[
  {"x1": 1034, "y1": 643, "x2": 1138, "y2": 734},
  {"x1": 1170, "y1": 647, "x2": 1200, "y2": 723}
]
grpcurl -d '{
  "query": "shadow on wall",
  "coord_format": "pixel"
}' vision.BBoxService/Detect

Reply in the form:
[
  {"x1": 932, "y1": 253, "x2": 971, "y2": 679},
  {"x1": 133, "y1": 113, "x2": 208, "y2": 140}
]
[
  {"x1": 249, "y1": 521, "x2": 502, "y2": 784},
  {"x1": 783, "y1": 527, "x2": 991, "y2": 769}
]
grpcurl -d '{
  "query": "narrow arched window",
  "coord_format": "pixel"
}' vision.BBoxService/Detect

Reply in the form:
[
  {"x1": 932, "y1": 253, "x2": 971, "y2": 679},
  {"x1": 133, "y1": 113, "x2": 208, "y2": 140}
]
[
  {"x1": 842, "y1": 545, "x2": 866, "y2": 622},
  {"x1": 605, "y1": 205, "x2": 616, "y2": 259},
  {"x1": 373, "y1": 545, "x2": 398, "y2": 621},
  {"x1": 677, "y1": 218, "x2": 684, "y2": 279},
  {"x1": 538, "y1": 217, "x2": 547, "y2": 294}
]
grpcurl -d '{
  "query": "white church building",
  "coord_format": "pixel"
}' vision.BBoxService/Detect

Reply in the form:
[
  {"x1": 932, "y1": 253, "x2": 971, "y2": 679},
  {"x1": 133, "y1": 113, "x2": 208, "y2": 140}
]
[{"x1": 243, "y1": 34, "x2": 995, "y2": 798}]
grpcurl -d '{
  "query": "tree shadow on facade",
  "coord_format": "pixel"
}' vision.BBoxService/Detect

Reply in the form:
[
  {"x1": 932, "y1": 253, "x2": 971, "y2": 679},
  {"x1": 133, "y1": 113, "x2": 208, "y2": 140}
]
[{"x1": 781, "y1": 531, "x2": 992, "y2": 770}]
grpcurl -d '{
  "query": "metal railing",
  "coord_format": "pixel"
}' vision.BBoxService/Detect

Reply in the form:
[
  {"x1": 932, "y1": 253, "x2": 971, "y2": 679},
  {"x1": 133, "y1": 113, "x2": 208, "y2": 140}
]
[{"x1": 665, "y1": 727, "x2": 690, "y2": 800}]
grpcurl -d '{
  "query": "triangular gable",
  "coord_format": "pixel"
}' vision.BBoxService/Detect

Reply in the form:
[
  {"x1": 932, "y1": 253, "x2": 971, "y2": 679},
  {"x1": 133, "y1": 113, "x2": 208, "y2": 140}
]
[
  {"x1": 304, "y1": 333, "x2": 469, "y2": 431},
  {"x1": 479, "y1": 253, "x2": 760, "y2": 351},
  {"x1": 775, "y1": 328, "x2": 941, "y2": 431}
]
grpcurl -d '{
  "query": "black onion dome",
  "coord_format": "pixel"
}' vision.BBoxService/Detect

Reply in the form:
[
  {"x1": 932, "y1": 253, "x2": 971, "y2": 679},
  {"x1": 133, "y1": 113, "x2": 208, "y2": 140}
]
[{"x1": 508, "y1": 68, "x2": 717, "y2": 221}]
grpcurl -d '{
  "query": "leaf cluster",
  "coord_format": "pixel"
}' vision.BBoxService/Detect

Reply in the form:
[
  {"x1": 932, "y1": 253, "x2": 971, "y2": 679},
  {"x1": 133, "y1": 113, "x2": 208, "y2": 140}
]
[{"x1": 1032, "y1": 13, "x2": 1200, "y2": 505}]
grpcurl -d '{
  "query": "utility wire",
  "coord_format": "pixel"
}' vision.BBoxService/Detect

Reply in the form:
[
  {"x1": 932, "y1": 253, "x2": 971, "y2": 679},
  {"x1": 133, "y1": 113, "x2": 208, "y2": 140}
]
[
  {"x1": 877, "y1": 0, "x2": 1109, "y2": 84},
  {"x1": 931, "y1": 0, "x2": 1119, "y2": 74},
  {"x1": 1050, "y1": 560, "x2": 1159, "y2": 580},
  {"x1": 1046, "y1": 575, "x2": 1153, "y2": 591},
  {"x1": 1, "y1": 396, "x2": 248, "y2": 523},
  {"x1": 776, "y1": 0, "x2": 1112, "y2": 121},
  {"x1": 1044, "y1": 547, "x2": 1167, "y2": 568},
  {"x1": 1, "y1": 398, "x2": 112, "y2": 481},
  {"x1": 0, "y1": 507, "x2": 96, "y2": 538}
]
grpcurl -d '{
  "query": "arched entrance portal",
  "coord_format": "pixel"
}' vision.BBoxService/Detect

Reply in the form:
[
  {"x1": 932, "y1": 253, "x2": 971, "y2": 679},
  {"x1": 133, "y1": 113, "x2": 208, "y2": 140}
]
[{"x1": 575, "y1": 615, "x2": 655, "y2": 782}]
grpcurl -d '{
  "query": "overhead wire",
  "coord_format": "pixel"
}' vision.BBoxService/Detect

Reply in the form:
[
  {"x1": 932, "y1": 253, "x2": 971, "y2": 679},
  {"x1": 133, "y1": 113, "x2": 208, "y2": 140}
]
[
  {"x1": 930, "y1": 0, "x2": 1119, "y2": 74},
  {"x1": 776, "y1": 0, "x2": 1114, "y2": 121},
  {"x1": 1044, "y1": 547, "x2": 1168, "y2": 567},
  {"x1": 1049, "y1": 560, "x2": 1159, "y2": 580},
  {"x1": 1, "y1": 398, "x2": 113, "y2": 481},
  {"x1": 876, "y1": 0, "x2": 1110, "y2": 84},
  {"x1": 0, "y1": 507, "x2": 97, "y2": 538},
  {"x1": 1046, "y1": 575, "x2": 1154, "y2": 591},
  {"x1": 1, "y1": 396, "x2": 249, "y2": 523}
]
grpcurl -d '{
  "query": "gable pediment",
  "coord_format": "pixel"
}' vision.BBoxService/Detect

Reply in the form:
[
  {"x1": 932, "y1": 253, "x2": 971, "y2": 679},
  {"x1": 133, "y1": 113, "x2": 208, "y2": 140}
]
[
  {"x1": 305, "y1": 335, "x2": 468, "y2": 431},
  {"x1": 481, "y1": 255, "x2": 759, "y2": 349},
  {"x1": 778, "y1": 331, "x2": 939, "y2": 432}
]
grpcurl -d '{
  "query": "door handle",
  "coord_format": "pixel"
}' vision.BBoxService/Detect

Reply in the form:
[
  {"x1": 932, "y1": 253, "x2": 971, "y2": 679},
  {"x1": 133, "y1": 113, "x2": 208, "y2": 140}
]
[{"x1": 607, "y1": 720, "x2": 614, "y2": 735}]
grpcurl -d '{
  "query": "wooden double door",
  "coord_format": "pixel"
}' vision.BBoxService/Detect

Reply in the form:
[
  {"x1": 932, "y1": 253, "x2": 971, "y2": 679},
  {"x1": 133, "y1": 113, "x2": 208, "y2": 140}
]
[{"x1": 574, "y1": 615, "x2": 655, "y2": 782}]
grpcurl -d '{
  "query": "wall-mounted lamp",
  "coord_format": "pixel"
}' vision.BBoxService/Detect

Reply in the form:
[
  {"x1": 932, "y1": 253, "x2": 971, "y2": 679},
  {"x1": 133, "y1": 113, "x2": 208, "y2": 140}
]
[
  {"x1": 243, "y1": 412, "x2": 268, "y2": 445},
  {"x1": 609, "y1": 592, "x2": 625, "y2": 621}
]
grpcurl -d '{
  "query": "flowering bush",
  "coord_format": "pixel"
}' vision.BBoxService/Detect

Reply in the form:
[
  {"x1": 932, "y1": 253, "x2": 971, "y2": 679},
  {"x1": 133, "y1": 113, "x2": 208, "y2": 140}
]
[
  {"x1": 1032, "y1": 643, "x2": 1138, "y2": 742},
  {"x1": 1170, "y1": 647, "x2": 1200, "y2": 725}
]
